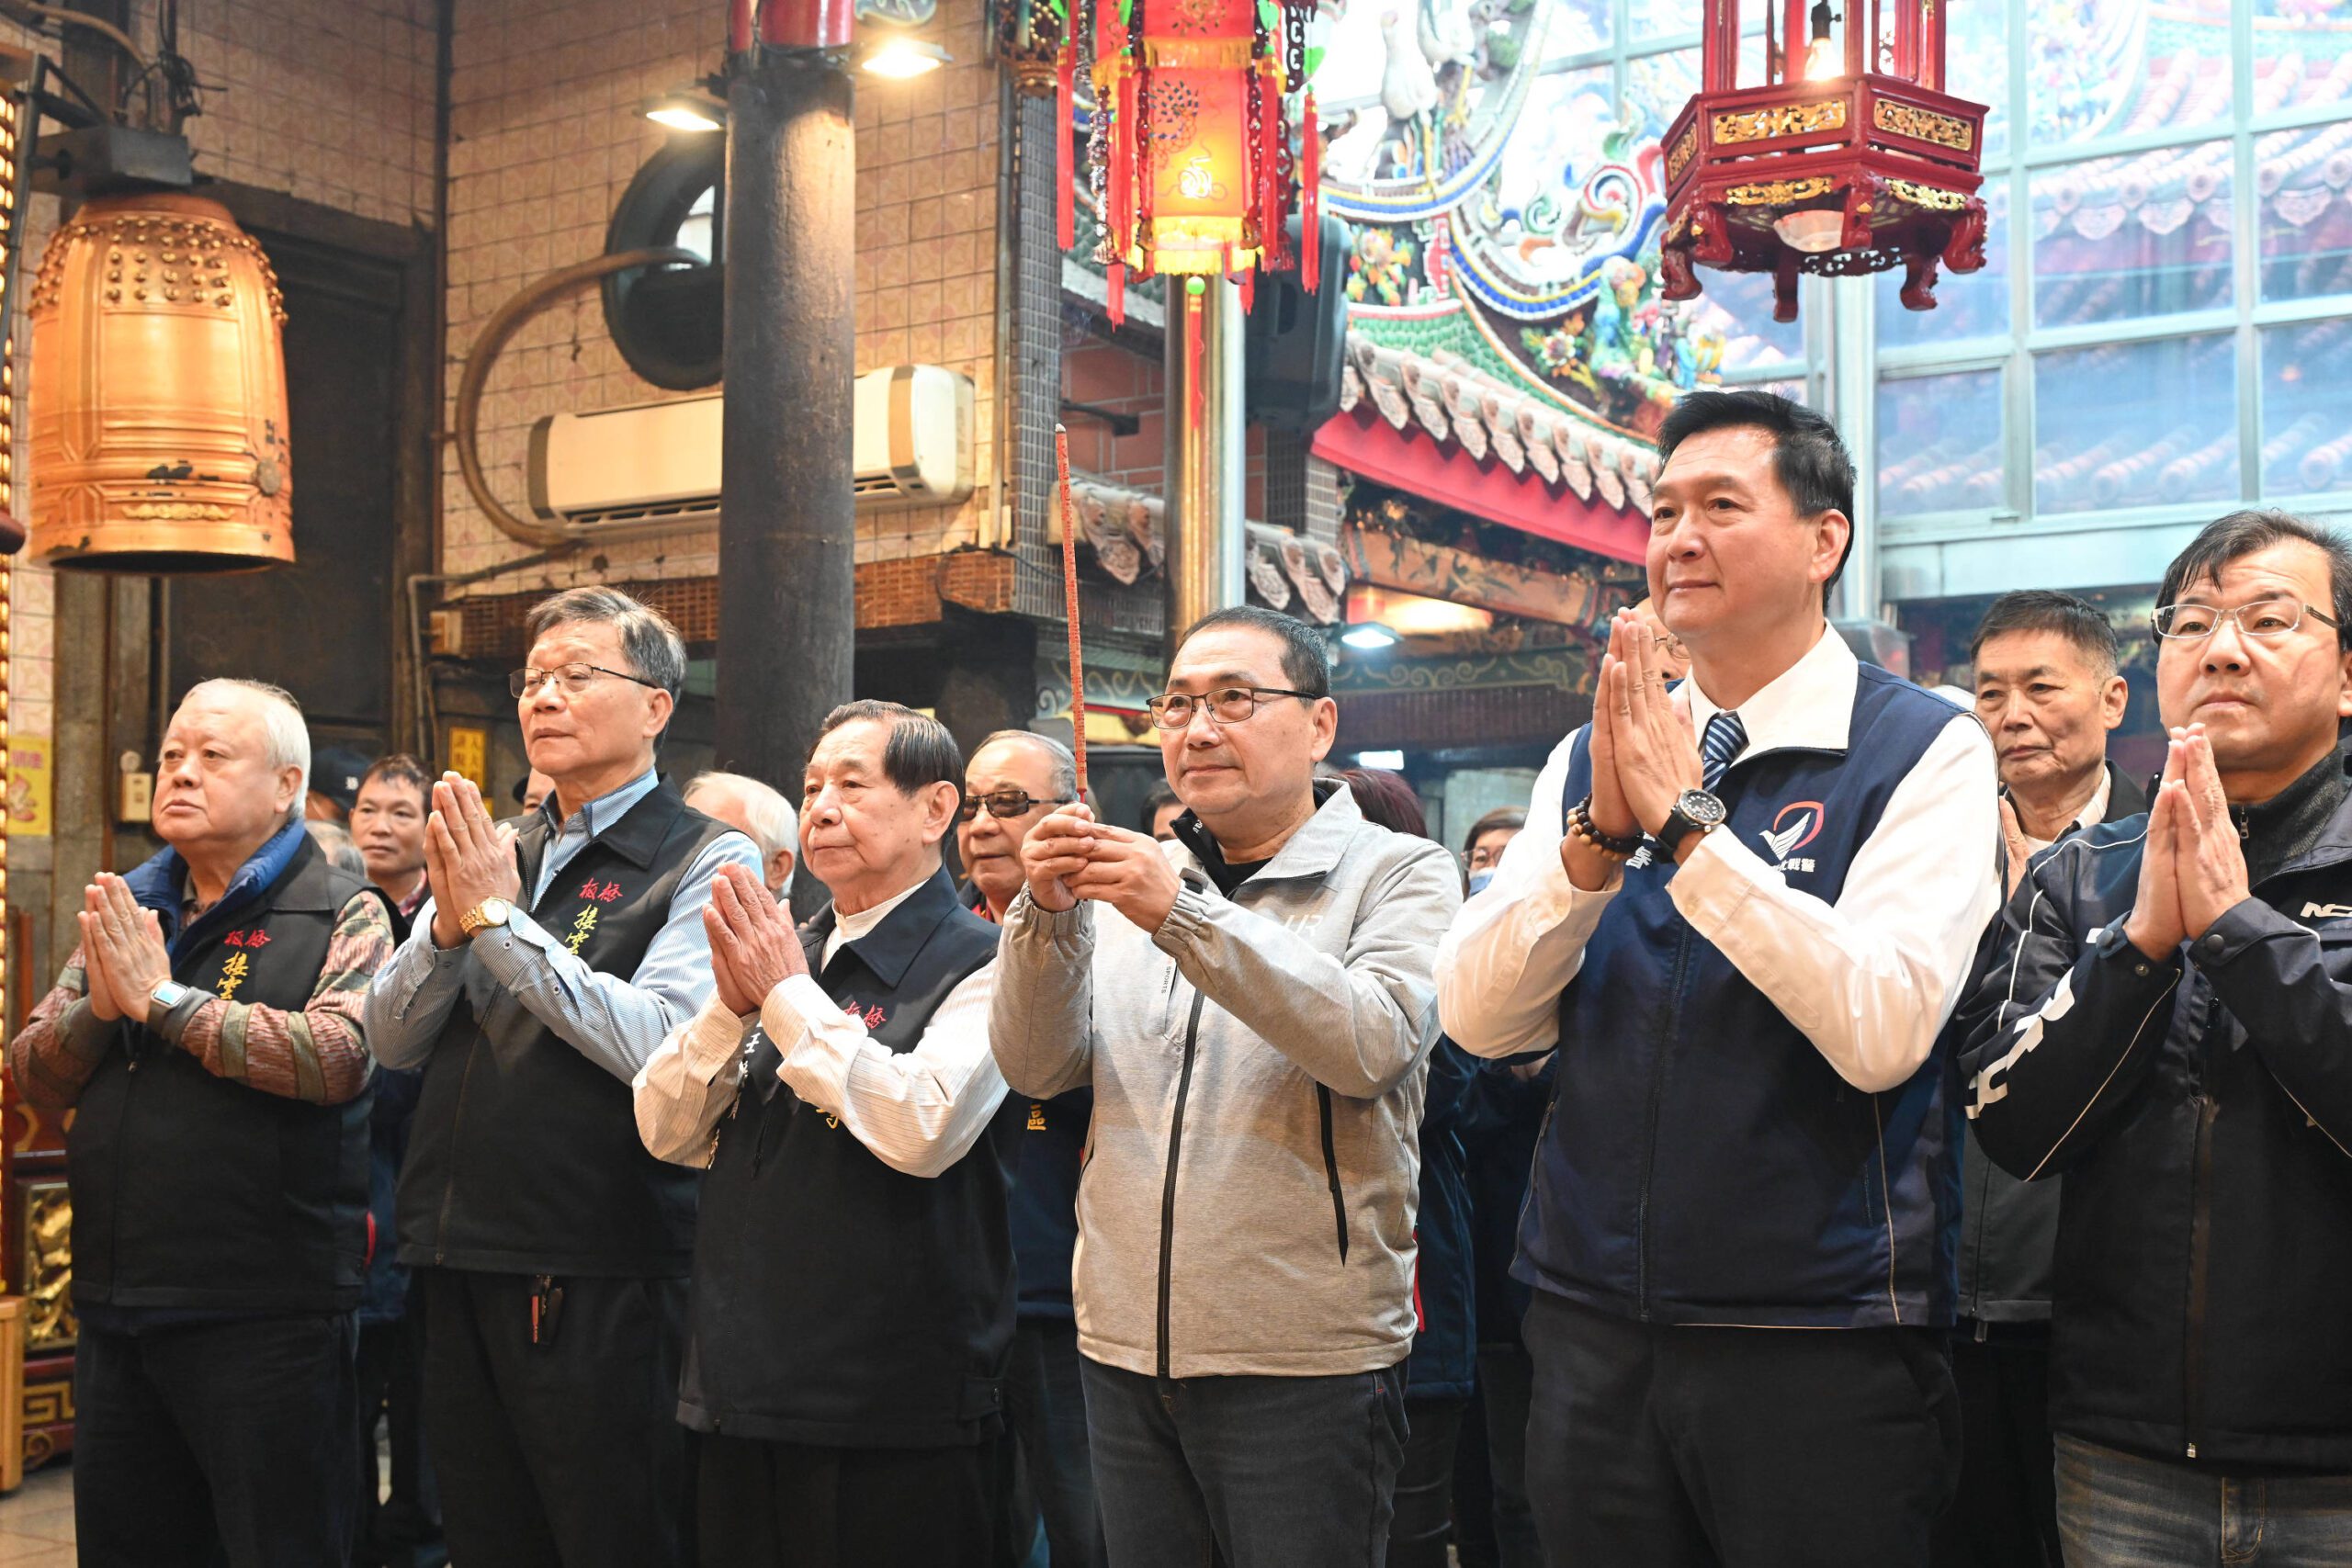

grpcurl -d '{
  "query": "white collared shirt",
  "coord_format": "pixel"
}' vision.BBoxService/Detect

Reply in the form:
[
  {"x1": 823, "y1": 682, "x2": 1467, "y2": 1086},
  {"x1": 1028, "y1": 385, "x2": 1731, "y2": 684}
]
[
  {"x1": 1436, "y1": 625, "x2": 2002, "y2": 1093},
  {"x1": 631, "y1": 869, "x2": 1005, "y2": 1179},
  {"x1": 2018, "y1": 768, "x2": 2113, "y2": 856}
]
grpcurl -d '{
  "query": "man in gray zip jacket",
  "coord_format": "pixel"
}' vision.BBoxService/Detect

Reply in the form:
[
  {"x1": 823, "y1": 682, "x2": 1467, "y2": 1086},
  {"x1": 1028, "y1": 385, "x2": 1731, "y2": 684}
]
[{"x1": 990, "y1": 606, "x2": 1462, "y2": 1568}]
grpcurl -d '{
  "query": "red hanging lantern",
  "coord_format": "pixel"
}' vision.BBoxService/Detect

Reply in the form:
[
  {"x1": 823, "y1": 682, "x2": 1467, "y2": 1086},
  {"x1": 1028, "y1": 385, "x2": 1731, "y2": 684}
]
[
  {"x1": 1657, "y1": 0, "x2": 1990, "y2": 321},
  {"x1": 1067, "y1": 0, "x2": 1317, "y2": 316}
]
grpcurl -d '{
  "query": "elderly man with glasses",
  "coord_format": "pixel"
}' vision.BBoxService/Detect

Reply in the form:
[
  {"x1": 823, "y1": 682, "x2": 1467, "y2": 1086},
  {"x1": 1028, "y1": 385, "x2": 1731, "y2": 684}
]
[
  {"x1": 956, "y1": 729, "x2": 1105, "y2": 1567},
  {"x1": 1962, "y1": 510, "x2": 2352, "y2": 1566},
  {"x1": 366, "y1": 586, "x2": 761, "y2": 1568},
  {"x1": 990, "y1": 605, "x2": 1462, "y2": 1568}
]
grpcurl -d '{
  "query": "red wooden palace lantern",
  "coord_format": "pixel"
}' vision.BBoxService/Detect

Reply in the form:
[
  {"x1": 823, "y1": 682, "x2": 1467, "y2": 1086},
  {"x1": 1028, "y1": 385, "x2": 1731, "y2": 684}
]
[
  {"x1": 1658, "y1": 0, "x2": 1990, "y2": 321},
  {"x1": 1053, "y1": 0, "x2": 1320, "y2": 323}
]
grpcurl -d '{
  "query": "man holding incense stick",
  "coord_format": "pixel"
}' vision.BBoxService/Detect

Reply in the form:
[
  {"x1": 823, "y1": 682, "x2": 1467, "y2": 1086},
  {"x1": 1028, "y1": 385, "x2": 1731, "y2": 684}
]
[{"x1": 989, "y1": 605, "x2": 1461, "y2": 1568}]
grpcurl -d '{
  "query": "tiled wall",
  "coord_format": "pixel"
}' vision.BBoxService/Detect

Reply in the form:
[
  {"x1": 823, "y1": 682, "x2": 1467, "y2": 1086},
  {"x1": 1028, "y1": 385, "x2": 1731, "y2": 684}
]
[
  {"x1": 437, "y1": 0, "x2": 1003, "y2": 604},
  {"x1": 6, "y1": 0, "x2": 441, "y2": 750},
  {"x1": 1062, "y1": 333, "x2": 1268, "y2": 520}
]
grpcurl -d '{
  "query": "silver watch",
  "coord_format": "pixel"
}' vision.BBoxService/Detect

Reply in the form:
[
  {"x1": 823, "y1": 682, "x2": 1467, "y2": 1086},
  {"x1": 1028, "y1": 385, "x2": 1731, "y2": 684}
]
[{"x1": 149, "y1": 979, "x2": 196, "y2": 1016}]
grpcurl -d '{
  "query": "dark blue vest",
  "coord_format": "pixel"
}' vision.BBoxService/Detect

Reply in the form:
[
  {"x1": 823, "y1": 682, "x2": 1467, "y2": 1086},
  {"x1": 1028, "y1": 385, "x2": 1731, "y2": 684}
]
[
  {"x1": 678, "y1": 868, "x2": 1012, "y2": 1447},
  {"x1": 71, "y1": 829, "x2": 376, "y2": 1314},
  {"x1": 1523, "y1": 665, "x2": 1971, "y2": 1327}
]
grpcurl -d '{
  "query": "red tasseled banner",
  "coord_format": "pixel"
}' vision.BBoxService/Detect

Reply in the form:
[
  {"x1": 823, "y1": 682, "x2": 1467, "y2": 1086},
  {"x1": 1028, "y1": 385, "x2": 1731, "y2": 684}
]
[
  {"x1": 1238, "y1": 258, "x2": 1256, "y2": 313},
  {"x1": 1301, "y1": 92, "x2": 1321, "y2": 293},
  {"x1": 1056, "y1": 50, "x2": 1077, "y2": 249},
  {"x1": 1107, "y1": 260, "x2": 1126, "y2": 326}
]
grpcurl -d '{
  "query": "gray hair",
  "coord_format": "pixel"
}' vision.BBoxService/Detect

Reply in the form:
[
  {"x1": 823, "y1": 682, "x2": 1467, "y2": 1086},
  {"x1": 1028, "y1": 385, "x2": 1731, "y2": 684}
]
[
  {"x1": 526, "y1": 586, "x2": 688, "y2": 697},
  {"x1": 176, "y1": 678, "x2": 310, "y2": 820},
  {"x1": 686, "y1": 770, "x2": 798, "y2": 897},
  {"x1": 971, "y1": 729, "x2": 1080, "y2": 805},
  {"x1": 304, "y1": 818, "x2": 368, "y2": 876}
]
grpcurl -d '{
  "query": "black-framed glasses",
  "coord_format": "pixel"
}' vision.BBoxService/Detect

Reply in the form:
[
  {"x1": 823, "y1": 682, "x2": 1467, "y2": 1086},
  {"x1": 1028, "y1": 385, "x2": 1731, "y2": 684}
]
[
  {"x1": 2150, "y1": 598, "x2": 2342, "y2": 642},
  {"x1": 1145, "y1": 686, "x2": 1325, "y2": 729},
  {"x1": 509, "y1": 663, "x2": 665, "y2": 699},
  {"x1": 957, "y1": 788, "x2": 1072, "y2": 822}
]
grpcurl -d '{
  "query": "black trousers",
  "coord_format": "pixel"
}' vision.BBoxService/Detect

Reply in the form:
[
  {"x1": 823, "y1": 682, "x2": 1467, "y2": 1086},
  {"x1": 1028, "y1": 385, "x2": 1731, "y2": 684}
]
[
  {"x1": 420, "y1": 1268, "x2": 688, "y2": 1568},
  {"x1": 1389, "y1": 1394, "x2": 1469, "y2": 1568},
  {"x1": 1007, "y1": 1318, "x2": 1107, "y2": 1567},
  {"x1": 356, "y1": 1307, "x2": 442, "y2": 1567},
  {"x1": 75, "y1": 1311, "x2": 360, "y2": 1568},
  {"x1": 1930, "y1": 1324, "x2": 2061, "y2": 1568},
  {"x1": 1523, "y1": 1292, "x2": 1961, "y2": 1568},
  {"x1": 696, "y1": 1430, "x2": 995, "y2": 1568},
  {"x1": 1476, "y1": 1344, "x2": 1545, "y2": 1568}
]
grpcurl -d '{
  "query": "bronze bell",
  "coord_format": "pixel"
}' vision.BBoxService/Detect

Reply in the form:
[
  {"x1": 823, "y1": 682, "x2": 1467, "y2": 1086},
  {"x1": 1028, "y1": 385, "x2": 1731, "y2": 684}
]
[{"x1": 28, "y1": 192, "x2": 293, "y2": 573}]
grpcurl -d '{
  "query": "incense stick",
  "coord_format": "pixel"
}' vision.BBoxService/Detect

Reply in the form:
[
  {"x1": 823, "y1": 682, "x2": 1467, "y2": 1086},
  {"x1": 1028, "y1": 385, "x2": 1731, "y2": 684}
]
[{"x1": 1055, "y1": 423, "x2": 1090, "y2": 800}]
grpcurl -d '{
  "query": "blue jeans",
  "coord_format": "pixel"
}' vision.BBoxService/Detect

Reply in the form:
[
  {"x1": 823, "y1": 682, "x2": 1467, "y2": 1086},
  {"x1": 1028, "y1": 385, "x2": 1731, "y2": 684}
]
[
  {"x1": 2056, "y1": 1433, "x2": 2352, "y2": 1567},
  {"x1": 1079, "y1": 1356, "x2": 1407, "y2": 1568}
]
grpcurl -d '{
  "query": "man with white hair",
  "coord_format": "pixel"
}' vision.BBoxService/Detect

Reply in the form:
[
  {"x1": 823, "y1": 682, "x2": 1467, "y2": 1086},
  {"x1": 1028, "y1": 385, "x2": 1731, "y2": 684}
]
[
  {"x1": 368, "y1": 586, "x2": 759, "y2": 1568},
  {"x1": 686, "y1": 770, "x2": 797, "y2": 899},
  {"x1": 8, "y1": 678, "x2": 397, "y2": 1566}
]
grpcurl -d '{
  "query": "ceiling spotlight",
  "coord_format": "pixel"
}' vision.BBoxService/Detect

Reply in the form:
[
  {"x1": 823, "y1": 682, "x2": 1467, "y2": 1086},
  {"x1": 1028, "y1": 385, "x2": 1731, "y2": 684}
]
[
  {"x1": 860, "y1": 36, "x2": 950, "y2": 78},
  {"x1": 643, "y1": 87, "x2": 726, "y2": 133},
  {"x1": 1340, "y1": 623, "x2": 1401, "y2": 650}
]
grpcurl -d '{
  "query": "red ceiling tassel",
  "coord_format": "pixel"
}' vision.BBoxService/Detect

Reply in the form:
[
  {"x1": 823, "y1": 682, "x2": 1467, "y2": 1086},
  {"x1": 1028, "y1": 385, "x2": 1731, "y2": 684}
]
[
  {"x1": 1056, "y1": 56, "x2": 1077, "y2": 250},
  {"x1": 1106, "y1": 259, "x2": 1126, "y2": 326},
  {"x1": 1257, "y1": 67, "x2": 1279, "y2": 272},
  {"x1": 1186, "y1": 286, "x2": 1204, "y2": 429},
  {"x1": 1114, "y1": 71, "x2": 1140, "y2": 244},
  {"x1": 1238, "y1": 258, "x2": 1256, "y2": 313},
  {"x1": 1301, "y1": 90, "x2": 1321, "y2": 294}
]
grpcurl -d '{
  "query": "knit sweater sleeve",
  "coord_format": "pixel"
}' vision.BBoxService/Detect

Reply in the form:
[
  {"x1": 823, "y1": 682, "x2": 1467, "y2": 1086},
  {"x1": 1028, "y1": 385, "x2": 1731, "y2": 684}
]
[{"x1": 161, "y1": 891, "x2": 396, "y2": 1105}]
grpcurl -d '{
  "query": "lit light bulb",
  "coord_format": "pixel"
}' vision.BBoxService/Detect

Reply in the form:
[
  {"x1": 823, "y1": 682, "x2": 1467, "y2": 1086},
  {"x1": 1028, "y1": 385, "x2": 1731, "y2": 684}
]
[{"x1": 861, "y1": 36, "x2": 950, "y2": 78}]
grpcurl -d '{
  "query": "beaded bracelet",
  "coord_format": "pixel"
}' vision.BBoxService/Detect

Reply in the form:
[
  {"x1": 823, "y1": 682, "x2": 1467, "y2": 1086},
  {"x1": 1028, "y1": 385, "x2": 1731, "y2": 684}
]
[{"x1": 1566, "y1": 795, "x2": 1644, "y2": 861}]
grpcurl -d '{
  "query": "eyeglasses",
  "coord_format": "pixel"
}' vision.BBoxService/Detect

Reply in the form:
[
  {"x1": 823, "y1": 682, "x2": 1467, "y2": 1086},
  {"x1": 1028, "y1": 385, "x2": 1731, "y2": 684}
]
[
  {"x1": 1144, "y1": 686, "x2": 1325, "y2": 730},
  {"x1": 509, "y1": 663, "x2": 665, "y2": 699},
  {"x1": 2150, "y1": 598, "x2": 2342, "y2": 642},
  {"x1": 957, "y1": 788, "x2": 1073, "y2": 822}
]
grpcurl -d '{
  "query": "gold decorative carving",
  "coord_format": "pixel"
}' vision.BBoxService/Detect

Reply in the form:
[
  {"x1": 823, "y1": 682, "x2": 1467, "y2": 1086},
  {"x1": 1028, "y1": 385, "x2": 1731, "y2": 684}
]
[
  {"x1": 1887, "y1": 178, "x2": 1970, "y2": 210},
  {"x1": 1724, "y1": 176, "x2": 1836, "y2": 206},
  {"x1": 1712, "y1": 98, "x2": 1847, "y2": 143},
  {"x1": 21, "y1": 1379, "x2": 73, "y2": 1428},
  {"x1": 119, "y1": 502, "x2": 234, "y2": 522},
  {"x1": 1667, "y1": 125, "x2": 1698, "y2": 182},
  {"x1": 1872, "y1": 99, "x2": 1973, "y2": 151},
  {"x1": 20, "y1": 1181, "x2": 72, "y2": 1351}
]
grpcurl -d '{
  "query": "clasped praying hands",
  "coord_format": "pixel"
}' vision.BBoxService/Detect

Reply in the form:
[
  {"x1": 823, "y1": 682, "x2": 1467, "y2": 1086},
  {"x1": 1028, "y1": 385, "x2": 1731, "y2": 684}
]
[
  {"x1": 1565, "y1": 608, "x2": 1705, "y2": 890},
  {"x1": 1020, "y1": 802, "x2": 1182, "y2": 934},
  {"x1": 2124, "y1": 722, "x2": 2254, "y2": 962},
  {"x1": 703, "y1": 862, "x2": 808, "y2": 1017},
  {"x1": 78, "y1": 873, "x2": 175, "y2": 1026},
  {"x1": 424, "y1": 772, "x2": 523, "y2": 950}
]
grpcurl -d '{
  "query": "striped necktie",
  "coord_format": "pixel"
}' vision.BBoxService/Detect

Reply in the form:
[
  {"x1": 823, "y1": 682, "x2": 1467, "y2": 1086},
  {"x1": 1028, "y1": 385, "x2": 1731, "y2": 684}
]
[{"x1": 1700, "y1": 710, "x2": 1747, "y2": 795}]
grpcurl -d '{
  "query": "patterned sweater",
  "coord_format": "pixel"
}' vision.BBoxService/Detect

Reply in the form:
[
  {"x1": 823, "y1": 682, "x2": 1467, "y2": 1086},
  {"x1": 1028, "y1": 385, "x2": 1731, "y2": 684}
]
[{"x1": 9, "y1": 890, "x2": 394, "y2": 1111}]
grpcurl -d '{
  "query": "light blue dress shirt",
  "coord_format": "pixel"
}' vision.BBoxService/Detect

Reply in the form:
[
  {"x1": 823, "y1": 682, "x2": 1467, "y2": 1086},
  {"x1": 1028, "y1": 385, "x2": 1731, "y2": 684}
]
[{"x1": 365, "y1": 768, "x2": 763, "y2": 1084}]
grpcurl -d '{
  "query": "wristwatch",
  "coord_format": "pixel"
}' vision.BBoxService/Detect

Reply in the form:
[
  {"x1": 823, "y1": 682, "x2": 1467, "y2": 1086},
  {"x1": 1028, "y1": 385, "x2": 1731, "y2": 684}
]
[
  {"x1": 1654, "y1": 788, "x2": 1728, "y2": 858},
  {"x1": 147, "y1": 979, "x2": 194, "y2": 1021},
  {"x1": 458, "y1": 897, "x2": 514, "y2": 939}
]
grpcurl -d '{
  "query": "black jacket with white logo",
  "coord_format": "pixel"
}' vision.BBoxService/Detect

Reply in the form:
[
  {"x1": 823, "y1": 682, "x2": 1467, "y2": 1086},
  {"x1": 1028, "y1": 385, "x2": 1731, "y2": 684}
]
[
  {"x1": 1953, "y1": 761, "x2": 2147, "y2": 1325},
  {"x1": 1962, "y1": 748, "x2": 2352, "y2": 1470}
]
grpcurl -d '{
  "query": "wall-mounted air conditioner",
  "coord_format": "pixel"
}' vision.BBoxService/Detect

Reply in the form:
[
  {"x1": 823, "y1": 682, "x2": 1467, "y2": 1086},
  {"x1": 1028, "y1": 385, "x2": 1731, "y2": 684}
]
[{"x1": 526, "y1": 363, "x2": 976, "y2": 529}]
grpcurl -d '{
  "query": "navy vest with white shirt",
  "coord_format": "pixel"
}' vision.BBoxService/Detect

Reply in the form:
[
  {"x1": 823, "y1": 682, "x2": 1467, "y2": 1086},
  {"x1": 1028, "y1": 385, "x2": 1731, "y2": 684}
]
[
  {"x1": 1527, "y1": 660, "x2": 1972, "y2": 1327},
  {"x1": 677, "y1": 866, "x2": 1011, "y2": 1447}
]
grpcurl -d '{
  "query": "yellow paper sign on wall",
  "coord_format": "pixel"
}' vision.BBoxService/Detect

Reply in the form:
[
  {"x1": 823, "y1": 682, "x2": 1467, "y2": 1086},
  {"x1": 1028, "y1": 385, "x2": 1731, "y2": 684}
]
[
  {"x1": 447, "y1": 727, "x2": 490, "y2": 795},
  {"x1": 7, "y1": 735, "x2": 53, "y2": 837}
]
